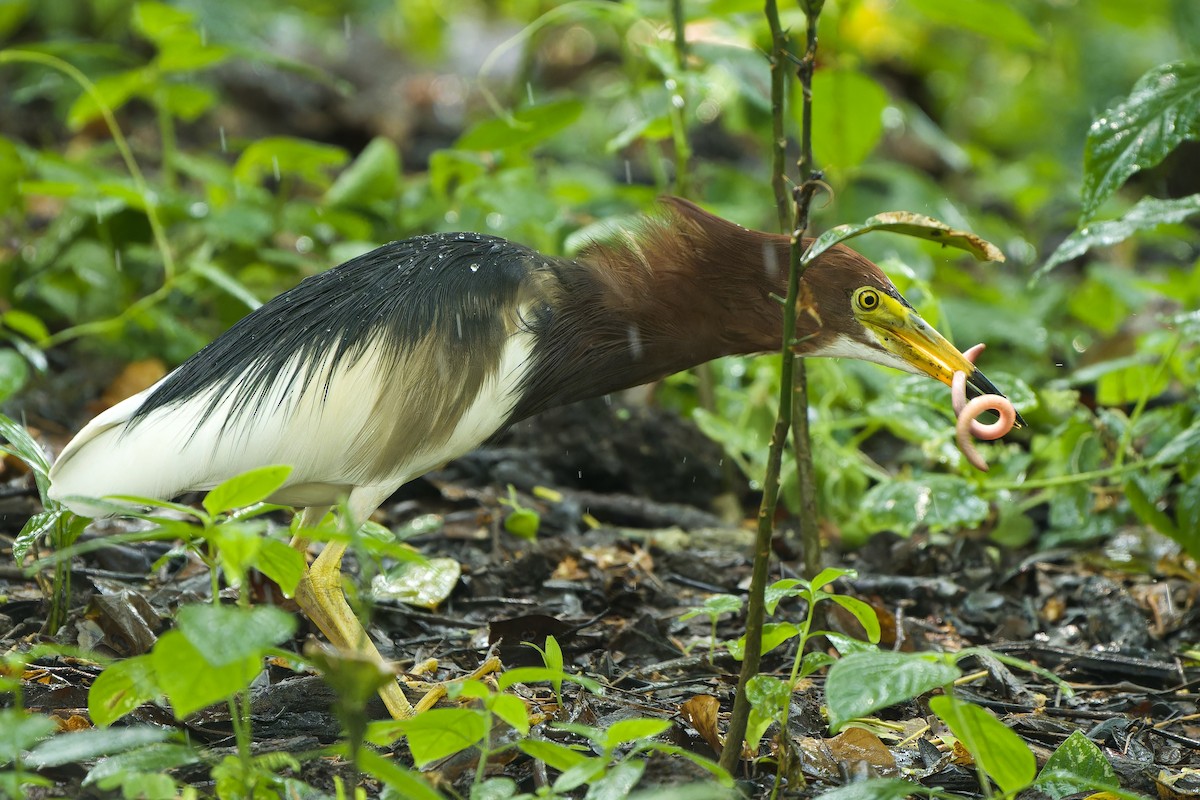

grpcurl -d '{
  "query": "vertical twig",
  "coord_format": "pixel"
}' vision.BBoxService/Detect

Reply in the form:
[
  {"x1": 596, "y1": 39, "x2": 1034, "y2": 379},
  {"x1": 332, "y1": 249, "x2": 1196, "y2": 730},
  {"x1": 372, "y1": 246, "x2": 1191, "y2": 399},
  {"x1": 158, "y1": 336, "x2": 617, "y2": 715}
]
[
  {"x1": 719, "y1": 0, "x2": 824, "y2": 771},
  {"x1": 669, "y1": 0, "x2": 691, "y2": 199}
]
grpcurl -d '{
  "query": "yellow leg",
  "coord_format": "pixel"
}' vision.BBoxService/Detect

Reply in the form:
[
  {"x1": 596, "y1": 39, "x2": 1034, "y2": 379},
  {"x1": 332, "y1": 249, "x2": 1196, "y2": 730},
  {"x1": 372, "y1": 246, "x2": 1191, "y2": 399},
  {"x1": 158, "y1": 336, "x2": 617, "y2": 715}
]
[
  {"x1": 290, "y1": 502, "x2": 504, "y2": 719},
  {"x1": 293, "y1": 537, "x2": 415, "y2": 718}
]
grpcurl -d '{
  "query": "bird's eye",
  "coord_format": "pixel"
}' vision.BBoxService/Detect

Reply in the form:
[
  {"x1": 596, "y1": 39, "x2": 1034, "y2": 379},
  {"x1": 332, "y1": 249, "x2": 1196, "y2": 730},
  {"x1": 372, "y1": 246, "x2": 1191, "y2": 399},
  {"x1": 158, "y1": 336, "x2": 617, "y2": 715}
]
[{"x1": 856, "y1": 288, "x2": 881, "y2": 312}]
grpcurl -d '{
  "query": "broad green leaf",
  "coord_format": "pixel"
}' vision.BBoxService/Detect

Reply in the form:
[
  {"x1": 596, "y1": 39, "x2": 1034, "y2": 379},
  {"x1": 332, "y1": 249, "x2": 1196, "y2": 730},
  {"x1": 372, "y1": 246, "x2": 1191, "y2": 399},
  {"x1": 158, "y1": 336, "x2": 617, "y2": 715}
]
[
  {"x1": 88, "y1": 655, "x2": 161, "y2": 727},
  {"x1": 503, "y1": 507, "x2": 540, "y2": 540},
  {"x1": 356, "y1": 749, "x2": 445, "y2": 800},
  {"x1": 399, "y1": 707, "x2": 488, "y2": 766},
  {"x1": 83, "y1": 743, "x2": 202, "y2": 788},
  {"x1": 908, "y1": 0, "x2": 1043, "y2": 49},
  {"x1": 929, "y1": 694, "x2": 1036, "y2": 794},
  {"x1": 0, "y1": 135, "x2": 24, "y2": 214},
  {"x1": 326, "y1": 137, "x2": 400, "y2": 207},
  {"x1": 1156, "y1": 421, "x2": 1200, "y2": 465},
  {"x1": 603, "y1": 718, "x2": 671, "y2": 749},
  {"x1": 202, "y1": 464, "x2": 293, "y2": 515},
  {"x1": 456, "y1": 100, "x2": 584, "y2": 151},
  {"x1": 175, "y1": 603, "x2": 296, "y2": 667},
  {"x1": 745, "y1": 675, "x2": 790, "y2": 750},
  {"x1": 1123, "y1": 478, "x2": 1178, "y2": 538},
  {"x1": 518, "y1": 738, "x2": 591, "y2": 772},
  {"x1": 1096, "y1": 361, "x2": 1170, "y2": 407},
  {"x1": 132, "y1": 1, "x2": 195, "y2": 44},
  {"x1": 1038, "y1": 194, "x2": 1200, "y2": 280},
  {"x1": 489, "y1": 694, "x2": 531, "y2": 735},
  {"x1": 728, "y1": 621, "x2": 800, "y2": 660},
  {"x1": 66, "y1": 69, "x2": 150, "y2": 129},
  {"x1": 152, "y1": 630, "x2": 261, "y2": 719},
  {"x1": 586, "y1": 759, "x2": 643, "y2": 799},
  {"x1": 233, "y1": 137, "x2": 348, "y2": 189},
  {"x1": 826, "y1": 650, "x2": 960, "y2": 730},
  {"x1": 26, "y1": 727, "x2": 170, "y2": 768},
  {"x1": 680, "y1": 593, "x2": 742, "y2": 621},
  {"x1": 829, "y1": 595, "x2": 882, "y2": 644},
  {"x1": 0, "y1": 709, "x2": 56, "y2": 762},
  {"x1": 858, "y1": 475, "x2": 989, "y2": 536},
  {"x1": 2, "y1": 309, "x2": 50, "y2": 343},
  {"x1": 0, "y1": 348, "x2": 28, "y2": 403},
  {"x1": 810, "y1": 68, "x2": 888, "y2": 172},
  {"x1": 815, "y1": 777, "x2": 926, "y2": 800},
  {"x1": 805, "y1": 212, "x2": 1005, "y2": 265},
  {"x1": 1081, "y1": 61, "x2": 1200, "y2": 221},
  {"x1": 1035, "y1": 730, "x2": 1119, "y2": 799},
  {"x1": 155, "y1": 83, "x2": 218, "y2": 121},
  {"x1": 254, "y1": 537, "x2": 307, "y2": 596},
  {"x1": 0, "y1": 413, "x2": 50, "y2": 481}
]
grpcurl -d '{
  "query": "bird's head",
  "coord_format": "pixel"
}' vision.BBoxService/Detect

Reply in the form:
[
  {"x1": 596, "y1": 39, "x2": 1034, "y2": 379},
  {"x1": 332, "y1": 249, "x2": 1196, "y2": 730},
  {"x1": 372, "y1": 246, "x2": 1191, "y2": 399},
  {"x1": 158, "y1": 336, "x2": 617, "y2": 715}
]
[
  {"x1": 790, "y1": 242, "x2": 1026, "y2": 427},
  {"x1": 642, "y1": 197, "x2": 1025, "y2": 427}
]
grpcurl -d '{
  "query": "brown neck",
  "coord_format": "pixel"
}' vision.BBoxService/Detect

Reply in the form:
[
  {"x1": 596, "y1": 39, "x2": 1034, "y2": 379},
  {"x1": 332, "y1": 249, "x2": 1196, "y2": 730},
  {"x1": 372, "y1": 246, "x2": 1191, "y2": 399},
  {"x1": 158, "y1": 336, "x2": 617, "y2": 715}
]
[{"x1": 508, "y1": 199, "x2": 792, "y2": 422}]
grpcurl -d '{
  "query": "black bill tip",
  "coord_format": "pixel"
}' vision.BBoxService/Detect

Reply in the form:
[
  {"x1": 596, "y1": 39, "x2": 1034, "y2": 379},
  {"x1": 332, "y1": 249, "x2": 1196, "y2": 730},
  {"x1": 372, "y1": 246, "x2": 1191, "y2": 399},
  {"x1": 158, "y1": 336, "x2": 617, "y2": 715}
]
[{"x1": 966, "y1": 368, "x2": 1027, "y2": 429}]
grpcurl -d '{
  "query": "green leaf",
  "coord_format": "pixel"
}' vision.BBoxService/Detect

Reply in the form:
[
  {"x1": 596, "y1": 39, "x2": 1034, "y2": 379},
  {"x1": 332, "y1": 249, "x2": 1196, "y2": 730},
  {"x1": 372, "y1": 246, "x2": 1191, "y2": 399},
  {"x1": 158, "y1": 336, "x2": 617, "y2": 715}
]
[
  {"x1": 1124, "y1": 478, "x2": 1178, "y2": 539},
  {"x1": 815, "y1": 777, "x2": 927, "y2": 800},
  {"x1": 175, "y1": 603, "x2": 296, "y2": 667},
  {"x1": 326, "y1": 137, "x2": 400, "y2": 207},
  {"x1": 233, "y1": 137, "x2": 348, "y2": 189},
  {"x1": 602, "y1": 718, "x2": 671, "y2": 750},
  {"x1": 825, "y1": 650, "x2": 961, "y2": 730},
  {"x1": 456, "y1": 100, "x2": 584, "y2": 151},
  {"x1": 371, "y1": 556, "x2": 462, "y2": 610},
  {"x1": 929, "y1": 694, "x2": 1036, "y2": 794},
  {"x1": 2, "y1": 309, "x2": 50, "y2": 343},
  {"x1": 1035, "y1": 730, "x2": 1119, "y2": 799},
  {"x1": 586, "y1": 759, "x2": 644, "y2": 799},
  {"x1": 727, "y1": 621, "x2": 800, "y2": 660},
  {"x1": 829, "y1": 595, "x2": 882, "y2": 644},
  {"x1": 810, "y1": 68, "x2": 889, "y2": 171},
  {"x1": 1081, "y1": 61, "x2": 1200, "y2": 221},
  {"x1": 152, "y1": 630, "x2": 262, "y2": 719},
  {"x1": 0, "y1": 348, "x2": 29, "y2": 403},
  {"x1": 907, "y1": 0, "x2": 1043, "y2": 49},
  {"x1": 202, "y1": 464, "x2": 293, "y2": 515},
  {"x1": 155, "y1": 83, "x2": 218, "y2": 121},
  {"x1": 680, "y1": 593, "x2": 742, "y2": 621},
  {"x1": 0, "y1": 709, "x2": 56, "y2": 762},
  {"x1": 357, "y1": 749, "x2": 445, "y2": 800},
  {"x1": 88, "y1": 655, "x2": 161, "y2": 727},
  {"x1": 805, "y1": 212, "x2": 1005, "y2": 265},
  {"x1": 745, "y1": 675, "x2": 790, "y2": 750},
  {"x1": 489, "y1": 694, "x2": 531, "y2": 735},
  {"x1": 254, "y1": 537, "x2": 307, "y2": 596},
  {"x1": 0, "y1": 135, "x2": 24, "y2": 215},
  {"x1": 83, "y1": 743, "x2": 202, "y2": 789},
  {"x1": 26, "y1": 727, "x2": 170, "y2": 768},
  {"x1": 1038, "y1": 194, "x2": 1200, "y2": 279},
  {"x1": 399, "y1": 708, "x2": 489, "y2": 767},
  {"x1": 503, "y1": 507, "x2": 540, "y2": 540},
  {"x1": 66, "y1": 69, "x2": 151, "y2": 129},
  {"x1": 858, "y1": 475, "x2": 990, "y2": 536},
  {"x1": 518, "y1": 739, "x2": 591, "y2": 772}
]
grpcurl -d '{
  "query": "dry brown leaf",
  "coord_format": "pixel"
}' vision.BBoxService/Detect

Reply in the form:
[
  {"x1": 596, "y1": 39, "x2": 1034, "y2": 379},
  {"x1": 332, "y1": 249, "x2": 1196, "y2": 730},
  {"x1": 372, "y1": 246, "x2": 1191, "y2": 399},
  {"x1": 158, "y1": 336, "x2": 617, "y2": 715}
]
[
  {"x1": 680, "y1": 694, "x2": 722, "y2": 755},
  {"x1": 826, "y1": 727, "x2": 897, "y2": 776}
]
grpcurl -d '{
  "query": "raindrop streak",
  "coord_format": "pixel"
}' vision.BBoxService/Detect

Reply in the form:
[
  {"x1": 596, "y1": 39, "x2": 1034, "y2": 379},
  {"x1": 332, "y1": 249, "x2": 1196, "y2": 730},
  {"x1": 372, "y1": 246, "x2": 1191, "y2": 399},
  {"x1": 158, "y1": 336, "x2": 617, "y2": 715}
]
[
  {"x1": 218, "y1": 127, "x2": 227, "y2": 152},
  {"x1": 272, "y1": 156, "x2": 281, "y2": 182},
  {"x1": 455, "y1": 314, "x2": 463, "y2": 339},
  {"x1": 762, "y1": 241, "x2": 778, "y2": 278},
  {"x1": 344, "y1": 15, "x2": 352, "y2": 39},
  {"x1": 526, "y1": 82, "x2": 535, "y2": 105},
  {"x1": 95, "y1": 201, "x2": 104, "y2": 224},
  {"x1": 624, "y1": 160, "x2": 632, "y2": 185},
  {"x1": 626, "y1": 325, "x2": 644, "y2": 359},
  {"x1": 114, "y1": 251, "x2": 123, "y2": 272}
]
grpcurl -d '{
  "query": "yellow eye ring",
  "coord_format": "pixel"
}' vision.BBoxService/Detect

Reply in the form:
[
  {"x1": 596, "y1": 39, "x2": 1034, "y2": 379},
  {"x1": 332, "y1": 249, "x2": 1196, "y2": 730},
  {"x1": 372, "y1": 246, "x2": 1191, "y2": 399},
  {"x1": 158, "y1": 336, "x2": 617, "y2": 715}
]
[{"x1": 856, "y1": 288, "x2": 881, "y2": 311}]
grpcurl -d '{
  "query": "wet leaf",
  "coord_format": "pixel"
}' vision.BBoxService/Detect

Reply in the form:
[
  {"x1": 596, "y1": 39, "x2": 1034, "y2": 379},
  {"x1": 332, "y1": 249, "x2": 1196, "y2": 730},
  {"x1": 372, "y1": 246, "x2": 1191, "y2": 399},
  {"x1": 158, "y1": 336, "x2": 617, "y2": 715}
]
[
  {"x1": 805, "y1": 777, "x2": 918, "y2": 800},
  {"x1": 1035, "y1": 730, "x2": 1119, "y2": 798},
  {"x1": 326, "y1": 136, "x2": 400, "y2": 207},
  {"x1": 202, "y1": 465, "x2": 293, "y2": 516},
  {"x1": 456, "y1": 100, "x2": 584, "y2": 151},
  {"x1": 1038, "y1": 194, "x2": 1200, "y2": 279},
  {"x1": 175, "y1": 603, "x2": 296, "y2": 667},
  {"x1": 88, "y1": 654, "x2": 161, "y2": 727},
  {"x1": 0, "y1": 709, "x2": 56, "y2": 761},
  {"x1": 26, "y1": 726, "x2": 170, "y2": 768},
  {"x1": 930, "y1": 694, "x2": 1036, "y2": 794},
  {"x1": 399, "y1": 708, "x2": 488, "y2": 767},
  {"x1": 152, "y1": 630, "x2": 261, "y2": 719},
  {"x1": 810, "y1": 69, "x2": 888, "y2": 171},
  {"x1": 805, "y1": 211, "x2": 1005, "y2": 265},
  {"x1": 908, "y1": 0, "x2": 1043, "y2": 49},
  {"x1": 680, "y1": 695, "x2": 722, "y2": 755},
  {"x1": 372, "y1": 556, "x2": 461, "y2": 609},
  {"x1": 745, "y1": 675, "x2": 790, "y2": 750},
  {"x1": 826, "y1": 650, "x2": 960, "y2": 730},
  {"x1": 1081, "y1": 61, "x2": 1200, "y2": 221},
  {"x1": 858, "y1": 475, "x2": 989, "y2": 536}
]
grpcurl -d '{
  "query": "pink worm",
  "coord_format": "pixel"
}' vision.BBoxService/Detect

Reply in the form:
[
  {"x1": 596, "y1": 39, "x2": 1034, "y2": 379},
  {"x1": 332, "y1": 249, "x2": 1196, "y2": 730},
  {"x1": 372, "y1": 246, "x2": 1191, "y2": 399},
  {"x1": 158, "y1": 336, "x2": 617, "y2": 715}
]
[{"x1": 951, "y1": 343, "x2": 1017, "y2": 472}]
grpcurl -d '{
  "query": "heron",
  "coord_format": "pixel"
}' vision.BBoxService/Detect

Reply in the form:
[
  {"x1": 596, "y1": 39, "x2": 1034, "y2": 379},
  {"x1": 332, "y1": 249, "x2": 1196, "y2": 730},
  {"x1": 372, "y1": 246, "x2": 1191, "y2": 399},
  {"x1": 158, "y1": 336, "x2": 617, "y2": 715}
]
[{"x1": 47, "y1": 198, "x2": 1021, "y2": 718}]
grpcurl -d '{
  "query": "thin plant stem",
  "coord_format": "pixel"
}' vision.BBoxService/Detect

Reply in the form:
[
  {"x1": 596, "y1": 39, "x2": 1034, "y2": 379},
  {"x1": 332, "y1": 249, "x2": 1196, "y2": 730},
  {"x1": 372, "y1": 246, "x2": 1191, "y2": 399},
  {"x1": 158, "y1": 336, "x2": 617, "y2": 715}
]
[{"x1": 719, "y1": 0, "x2": 824, "y2": 771}]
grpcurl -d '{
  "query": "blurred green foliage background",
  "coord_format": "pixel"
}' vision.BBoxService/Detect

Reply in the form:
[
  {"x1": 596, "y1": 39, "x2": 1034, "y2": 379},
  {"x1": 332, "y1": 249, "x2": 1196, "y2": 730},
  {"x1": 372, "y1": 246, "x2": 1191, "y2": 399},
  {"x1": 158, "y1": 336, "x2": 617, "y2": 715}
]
[{"x1": 1, "y1": 0, "x2": 1197, "y2": 550}]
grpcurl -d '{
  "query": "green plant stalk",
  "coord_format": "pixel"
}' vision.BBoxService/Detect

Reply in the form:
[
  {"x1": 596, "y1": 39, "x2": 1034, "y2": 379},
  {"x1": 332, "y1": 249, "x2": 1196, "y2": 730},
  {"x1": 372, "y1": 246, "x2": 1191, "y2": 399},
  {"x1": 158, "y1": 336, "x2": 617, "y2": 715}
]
[
  {"x1": 669, "y1": 0, "x2": 691, "y2": 199},
  {"x1": 719, "y1": 0, "x2": 823, "y2": 770},
  {"x1": 0, "y1": 49, "x2": 175, "y2": 282},
  {"x1": 1114, "y1": 331, "x2": 1182, "y2": 470},
  {"x1": 155, "y1": 84, "x2": 178, "y2": 192}
]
